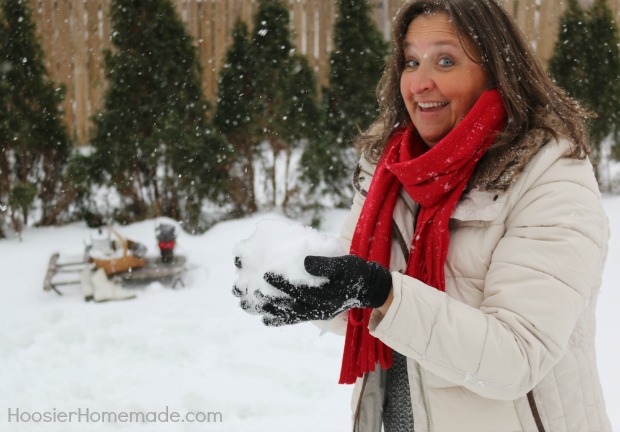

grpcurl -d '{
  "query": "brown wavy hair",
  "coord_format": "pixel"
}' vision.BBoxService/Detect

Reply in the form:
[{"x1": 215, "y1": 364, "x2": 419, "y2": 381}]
[{"x1": 356, "y1": 0, "x2": 591, "y2": 163}]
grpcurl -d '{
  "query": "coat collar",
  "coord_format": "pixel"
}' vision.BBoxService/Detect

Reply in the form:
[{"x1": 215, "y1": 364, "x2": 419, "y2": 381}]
[{"x1": 469, "y1": 111, "x2": 557, "y2": 192}]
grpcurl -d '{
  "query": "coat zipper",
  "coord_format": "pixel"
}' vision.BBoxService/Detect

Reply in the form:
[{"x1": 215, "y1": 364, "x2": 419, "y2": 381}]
[
  {"x1": 394, "y1": 197, "x2": 430, "y2": 430},
  {"x1": 527, "y1": 391, "x2": 545, "y2": 432},
  {"x1": 357, "y1": 174, "x2": 430, "y2": 430},
  {"x1": 417, "y1": 362, "x2": 431, "y2": 431}
]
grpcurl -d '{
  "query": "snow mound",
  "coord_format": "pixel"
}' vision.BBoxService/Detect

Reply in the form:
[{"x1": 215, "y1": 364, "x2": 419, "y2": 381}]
[{"x1": 232, "y1": 219, "x2": 344, "y2": 302}]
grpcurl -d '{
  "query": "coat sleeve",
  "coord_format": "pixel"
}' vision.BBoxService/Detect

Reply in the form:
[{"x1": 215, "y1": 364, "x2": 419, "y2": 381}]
[{"x1": 368, "y1": 141, "x2": 609, "y2": 400}]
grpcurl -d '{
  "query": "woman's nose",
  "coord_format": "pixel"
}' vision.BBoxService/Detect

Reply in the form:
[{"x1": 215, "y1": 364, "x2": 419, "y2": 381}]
[{"x1": 410, "y1": 66, "x2": 434, "y2": 94}]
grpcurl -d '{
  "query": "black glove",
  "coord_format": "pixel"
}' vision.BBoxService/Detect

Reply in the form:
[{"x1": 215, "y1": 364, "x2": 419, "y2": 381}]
[{"x1": 258, "y1": 255, "x2": 392, "y2": 326}]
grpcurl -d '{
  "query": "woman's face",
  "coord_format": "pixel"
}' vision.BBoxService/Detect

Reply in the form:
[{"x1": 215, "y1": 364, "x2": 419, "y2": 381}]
[{"x1": 400, "y1": 13, "x2": 489, "y2": 148}]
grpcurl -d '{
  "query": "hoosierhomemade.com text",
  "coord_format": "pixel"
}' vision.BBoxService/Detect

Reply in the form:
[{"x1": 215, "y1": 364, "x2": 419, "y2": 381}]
[{"x1": 7, "y1": 406, "x2": 223, "y2": 424}]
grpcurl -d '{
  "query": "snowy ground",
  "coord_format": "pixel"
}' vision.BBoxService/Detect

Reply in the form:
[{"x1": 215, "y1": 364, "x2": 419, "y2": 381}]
[{"x1": 0, "y1": 198, "x2": 618, "y2": 431}]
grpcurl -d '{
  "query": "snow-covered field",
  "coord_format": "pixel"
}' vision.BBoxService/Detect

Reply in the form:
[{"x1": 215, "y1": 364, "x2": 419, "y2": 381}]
[{"x1": 0, "y1": 198, "x2": 618, "y2": 431}]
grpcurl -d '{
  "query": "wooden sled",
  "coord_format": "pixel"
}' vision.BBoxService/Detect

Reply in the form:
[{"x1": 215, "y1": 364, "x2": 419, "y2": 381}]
[{"x1": 43, "y1": 228, "x2": 189, "y2": 295}]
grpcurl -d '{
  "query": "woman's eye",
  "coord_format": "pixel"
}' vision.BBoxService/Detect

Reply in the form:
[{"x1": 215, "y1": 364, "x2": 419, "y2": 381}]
[
  {"x1": 438, "y1": 57, "x2": 454, "y2": 67},
  {"x1": 404, "y1": 59, "x2": 419, "y2": 69}
]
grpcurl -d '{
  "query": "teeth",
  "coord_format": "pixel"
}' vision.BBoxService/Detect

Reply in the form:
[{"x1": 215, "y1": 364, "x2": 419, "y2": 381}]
[{"x1": 417, "y1": 101, "x2": 448, "y2": 109}]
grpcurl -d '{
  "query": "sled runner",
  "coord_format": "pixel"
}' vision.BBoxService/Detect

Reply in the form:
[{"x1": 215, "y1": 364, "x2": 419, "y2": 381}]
[
  {"x1": 43, "y1": 252, "x2": 86, "y2": 295},
  {"x1": 43, "y1": 225, "x2": 188, "y2": 296}
]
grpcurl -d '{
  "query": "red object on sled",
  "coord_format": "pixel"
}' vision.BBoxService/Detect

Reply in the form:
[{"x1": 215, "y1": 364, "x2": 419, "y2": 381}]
[
  {"x1": 158, "y1": 240, "x2": 175, "y2": 263},
  {"x1": 158, "y1": 240, "x2": 175, "y2": 250}
]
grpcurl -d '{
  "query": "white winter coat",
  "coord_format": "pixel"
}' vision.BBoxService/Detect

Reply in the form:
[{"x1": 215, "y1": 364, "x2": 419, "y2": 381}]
[{"x1": 328, "y1": 136, "x2": 611, "y2": 432}]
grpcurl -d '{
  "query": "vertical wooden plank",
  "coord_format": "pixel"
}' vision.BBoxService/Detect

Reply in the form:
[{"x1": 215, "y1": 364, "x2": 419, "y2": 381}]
[
  {"x1": 378, "y1": 0, "x2": 391, "y2": 41},
  {"x1": 383, "y1": 0, "x2": 400, "y2": 42},
  {"x1": 224, "y1": 0, "x2": 232, "y2": 48},
  {"x1": 40, "y1": 0, "x2": 56, "y2": 78},
  {"x1": 306, "y1": 0, "x2": 317, "y2": 69},
  {"x1": 393, "y1": 0, "x2": 403, "y2": 18},
  {"x1": 198, "y1": 0, "x2": 209, "y2": 100},
  {"x1": 537, "y1": 0, "x2": 566, "y2": 69},
  {"x1": 370, "y1": 0, "x2": 382, "y2": 37},
  {"x1": 56, "y1": 0, "x2": 76, "y2": 141},
  {"x1": 98, "y1": 0, "x2": 111, "y2": 131},
  {"x1": 29, "y1": 0, "x2": 42, "y2": 59},
  {"x1": 317, "y1": 0, "x2": 330, "y2": 89},
  {"x1": 172, "y1": 0, "x2": 183, "y2": 17},
  {"x1": 330, "y1": 0, "x2": 337, "y2": 52},
  {"x1": 240, "y1": 0, "x2": 252, "y2": 26},
  {"x1": 202, "y1": 0, "x2": 216, "y2": 101},
  {"x1": 388, "y1": 0, "x2": 403, "y2": 32},
  {"x1": 213, "y1": 0, "x2": 226, "y2": 84},
  {"x1": 302, "y1": 0, "x2": 308, "y2": 54},
  {"x1": 179, "y1": 0, "x2": 186, "y2": 26},
  {"x1": 226, "y1": 0, "x2": 239, "y2": 46},
  {"x1": 324, "y1": 0, "x2": 332, "y2": 56},
  {"x1": 28, "y1": 0, "x2": 38, "y2": 34},
  {"x1": 515, "y1": 0, "x2": 528, "y2": 38},
  {"x1": 293, "y1": 0, "x2": 304, "y2": 55},
  {"x1": 72, "y1": 0, "x2": 89, "y2": 144},
  {"x1": 241, "y1": 0, "x2": 249, "y2": 28},
  {"x1": 186, "y1": 0, "x2": 199, "y2": 42},
  {"x1": 49, "y1": 0, "x2": 62, "y2": 90},
  {"x1": 101, "y1": 0, "x2": 112, "y2": 51},
  {"x1": 195, "y1": 0, "x2": 205, "y2": 98},
  {"x1": 196, "y1": 0, "x2": 203, "y2": 40},
  {"x1": 28, "y1": 0, "x2": 38, "y2": 23},
  {"x1": 512, "y1": 0, "x2": 521, "y2": 18},
  {"x1": 526, "y1": 0, "x2": 538, "y2": 49},
  {"x1": 500, "y1": 0, "x2": 516, "y2": 19},
  {"x1": 498, "y1": 0, "x2": 516, "y2": 25},
  {"x1": 513, "y1": 0, "x2": 535, "y2": 51},
  {"x1": 240, "y1": 0, "x2": 250, "y2": 29},
  {"x1": 86, "y1": 0, "x2": 103, "y2": 126}
]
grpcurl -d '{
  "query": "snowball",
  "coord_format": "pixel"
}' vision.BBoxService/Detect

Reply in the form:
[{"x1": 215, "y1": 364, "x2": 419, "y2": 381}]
[{"x1": 232, "y1": 219, "x2": 344, "y2": 313}]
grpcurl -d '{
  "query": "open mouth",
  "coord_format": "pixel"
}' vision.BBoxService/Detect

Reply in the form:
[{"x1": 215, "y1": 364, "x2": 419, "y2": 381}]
[{"x1": 417, "y1": 101, "x2": 449, "y2": 111}]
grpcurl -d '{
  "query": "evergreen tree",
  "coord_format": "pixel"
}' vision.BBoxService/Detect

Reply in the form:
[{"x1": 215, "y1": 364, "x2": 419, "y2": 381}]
[
  {"x1": 90, "y1": 0, "x2": 231, "y2": 228},
  {"x1": 548, "y1": 0, "x2": 590, "y2": 104},
  {"x1": 249, "y1": 0, "x2": 295, "y2": 208},
  {"x1": 251, "y1": 0, "x2": 321, "y2": 211},
  {"x1": 280, "y1": 53, "x2": 322, "y2": 210},
  {"x1": 549, "y1": 0, "x2": 620, "y2": 178},
  {"x1": 282, "y1": 54, "x2": 322, "y2": 146},
  {"x1": 213, "y1": 19, "x2": 258, "y2": 215},
  {"x1": 309, "y1": 0, "x2": 387, "y2": 203},
  {"x1": 215, "y1": 0, "x2": 321, "y2": 214},
  {"x1": 0, "y1": 0, "x2": 72, "y2": 233},
  {"x1": 587, "y1": 0, "x2": 620, "y2": 166}
]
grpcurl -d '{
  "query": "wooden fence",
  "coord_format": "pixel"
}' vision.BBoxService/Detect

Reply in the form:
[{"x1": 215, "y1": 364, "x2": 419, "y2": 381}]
[{"x1": 27, "y1": 0, "x2": 620, "y2": 145}]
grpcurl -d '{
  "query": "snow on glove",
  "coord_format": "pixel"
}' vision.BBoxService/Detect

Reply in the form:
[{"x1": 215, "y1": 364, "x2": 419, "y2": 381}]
[
  {"x1": 259, "y1": 255, "x2": 392, "y2": 327},
  {"x1": 233, "y1": 256, "x2": 270, "y2": 315}
]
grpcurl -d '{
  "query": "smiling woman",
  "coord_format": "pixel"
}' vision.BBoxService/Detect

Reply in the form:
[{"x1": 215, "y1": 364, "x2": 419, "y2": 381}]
[{"x1": 235, "y1": 0, "x2": 612, "y2": 431}]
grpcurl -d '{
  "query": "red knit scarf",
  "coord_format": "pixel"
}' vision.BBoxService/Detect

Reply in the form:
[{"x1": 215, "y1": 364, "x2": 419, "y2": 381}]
[{"x1": 339, "y1": 89, "x2": 506, "y2": 384}]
